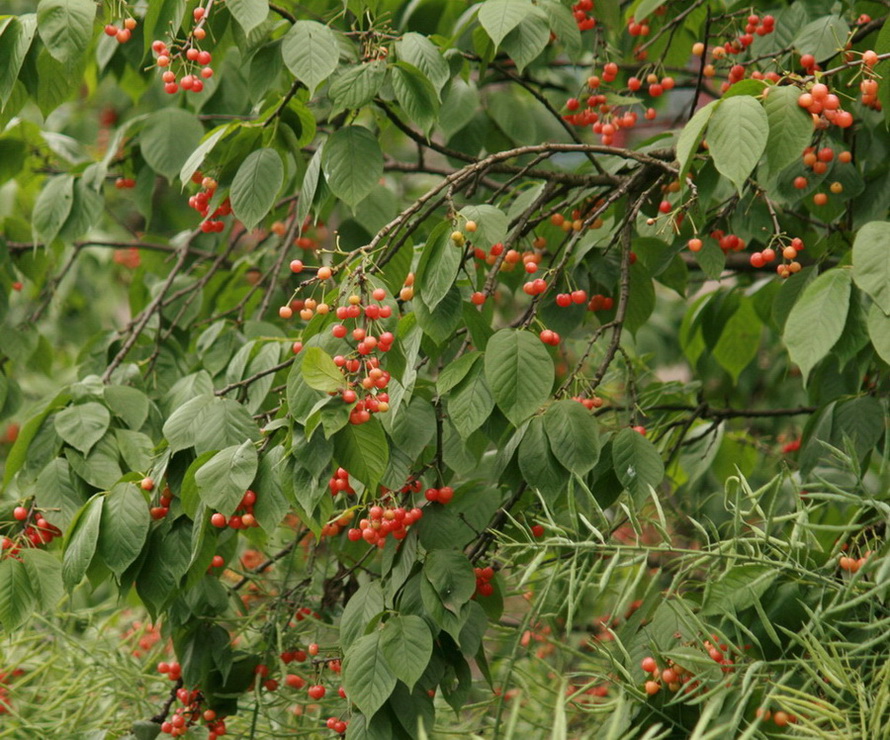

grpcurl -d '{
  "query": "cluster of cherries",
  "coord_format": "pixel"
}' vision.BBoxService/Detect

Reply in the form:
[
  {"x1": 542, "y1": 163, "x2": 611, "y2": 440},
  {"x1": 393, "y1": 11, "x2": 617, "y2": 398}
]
[
  {"x1": 570, "y1": 0, "x2": 596, "y2": 31},
  {"x1": 210, "y1": 490, "x2": 261, "y2": 529},
  {"x1": 564, "y1": 72, "x2": 657, "y2": 144},
  {"x1": 2, "y1": 506, "x2": 62, "y2": 556},
  {"x1": 288, "y1": 286, "x2": 397, "y2": 426},
  {"x1": 838, "y1": 549, "x2": 871, "y2": 573},
  {"x1": 154, "y1": 681, "x2": 228, "y2": 738},
  {"x1": 474, "y1": 565, "x2": 495, "y2": 597},
  {"x1": 346, "y1": 502, "x2": 424, "y2": 547},
  {"x1": 754, "y1": 707, "x2": 799, "y2": 728},
  {"x1": 103, "y1": 17, "x2": 137, "y2": 44},
  {"x1": 423, "y1": 486, "x2": 454, "y2": 504},
  {"x1": 142, "y1": 478, "x2": 174, "y2": 520},
  {"x1": 187, "y1": 173, "x2": 232, "y2": 233},
  {"x1": 641, "y1": 634, "x2": 750, "y2": 698},
  {"x1": 571, "y1": 395, "x2": 603, "y2": 411},
  {"x1": 151, "y1": 6, "x2": 214, "y2": 95},
  {"x1": 0, "y1": 669, "x2": 24, "y2": 715}
]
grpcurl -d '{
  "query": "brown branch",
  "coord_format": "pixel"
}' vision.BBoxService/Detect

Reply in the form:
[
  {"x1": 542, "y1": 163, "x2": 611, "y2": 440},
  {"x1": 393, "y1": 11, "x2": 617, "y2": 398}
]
[
  {"x1": 101, "y1": 233, "x2": 198, "y2": 383},
  {"x1": 215, "y1": 357, "x2": 295, "y2": 396},
  {"x1": 467, "y1": 482, "x2": 529, "y2": 564},
  {"x1": 6, "y1": 239, "x2": 218, "y2": 261}
]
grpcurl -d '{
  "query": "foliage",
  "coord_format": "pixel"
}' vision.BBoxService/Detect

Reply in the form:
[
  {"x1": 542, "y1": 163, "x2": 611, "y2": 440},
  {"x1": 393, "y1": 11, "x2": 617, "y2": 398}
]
[{"x1": 0, "y1": 0, "x2": 889, "y2": 738}]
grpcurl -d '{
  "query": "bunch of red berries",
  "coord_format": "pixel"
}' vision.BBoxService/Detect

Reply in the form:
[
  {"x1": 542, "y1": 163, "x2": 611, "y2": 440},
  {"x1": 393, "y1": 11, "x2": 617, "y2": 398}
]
[
  {"x1": 474, "y1": 566, "x2": 495, "y2": 597},
  {"x1": 346, "y1": 504, "x2": 423, "y2": 547},
  {"x1": 210, "y1": 490, "x2": 260, "y2": 529}
]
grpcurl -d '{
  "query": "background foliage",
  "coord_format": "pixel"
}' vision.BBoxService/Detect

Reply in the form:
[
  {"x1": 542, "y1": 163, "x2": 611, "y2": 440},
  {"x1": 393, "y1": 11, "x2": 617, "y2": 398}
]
[{"x1": 1, "y1": 0, "x2": 889, "y2": 738}]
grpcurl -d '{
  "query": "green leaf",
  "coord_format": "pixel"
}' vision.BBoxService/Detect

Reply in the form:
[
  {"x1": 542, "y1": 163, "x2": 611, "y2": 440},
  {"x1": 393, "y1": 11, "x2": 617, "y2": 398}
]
[
  {"x1": 437, "y1": 351, "x2": 482, "y2": 396},
  {"x1": 333, "y1": 418, "x2": 389, "y2": 491},
  {"x1": 163, "y1": 395, "x2": 260, "y2": 455},
  {"x1": 54, "y1": 402, "x2": 111, "y2": 455},
  {"x1": 784, "y1": 268, "x2": 852, "y2": 383},
  {"x1": 301, "y1": 346, "x2": 345, "y2": 393},
  {"x1": 322, "y1": 126, "x2": 383, "y2": 210},
  {"x1": 706, "y1": 95, "x2": 769, "y2": 194},
  {"x1": 329, "y1": 61, "x2": 387, "y2": 112},
  {"x1": 227, "y1": 0, "x2": 268, "y2": 33},
  {"x1": 396, "y1": 33, "x2": 449, "y2": 94},
  {"x1": 484, "y1": 328, "x2": 554, "y2": 426},
  {"x1": 21, "y1": 548, "x2": 63, "y2": 613},
  {"x1": 625, "y1": 263, "x2": 655, "y2": 335},
  {"x1": 380, "y1": 615, "x2": 433, "y2": 691},
  {"x1": 543, "y1": 400, "x2": 601, "y2": 475},
  {"x1": 867, "y1": 302, "x2": 890, "y2": 364},
  {"x1": 762, "y1": 85, "x2": 814, "y2": 178},
  {"x1": 230, "y1": 148, "x2": 283, "y2": 230},
  {"x1": 340, "y1": 581, "x2": 385, "y2": 651},
  {"x1": 675, "y1": 100, "x2": 716, "y2": 179},
  {"x1": 633, "y1": 0, "x2": 667, "y2": 20},
  {"x1": 853, "y1": 221, "x2": 890, "y2": 314},
  {"x1": 32, "y1": 174, "x2": 74, "y2": 244},
  {"x1": 712, "y1": 298, "x2": 763, "y2": 382},
  {"x1": 195, "y1": 441, "x2": 259, "y2": 517},
  {"x1": 98, "y1": 483, "x2": 151, "y2": 577},
  {"x1": 500, "y1": 7, "x2": 549, "y2": 73},
  {"x1": 180, "y1": 125, "x2": 232, "y2": 185},
  {"x1": 62, "y1": 494, "x2": 104, "y2": 589},
  {"x1": 0, "y1": 16, "x2": 37, "y2": 108},
  {"x1": 388, "y1": 396, "x2": 435, "y2": 458},
  {"x1": 793, "y1": 15, "x2": 848, "y2": 60},
  {"x1": 35, "y1": 458, "x2": 85, "y2": 531},
  {"x1": 104, "y1": 385, "x2": 150, "y2": 430},
  {"x1": 439, "y1": 78, "x2": 480, "y2": 139},
  {"x1": 448, "y1": 361, "x2": 495, "y2": 439},
  {"x1": 519, "y1": 416, "x2": 569, "y2": 496},
  {"x1": 140, "y1": 109, "x2": 205, "y2": 183},
  {"x1": 832, "y1": 396, "x2": 885, "y2": 461},
  {"x1": 392, "y1": 62, "x2": 440, "y2": 135},
  {"x1": 281, "y1": 21, "x2": 339, "y2": 97},
  {"x1": 478, "y1": 0, "x2": 531, "y2": 48},
  {"x1": 612, "y1": 428, "x2": 664, "y2": 502},
  {"x1": 0, "y1": 557, "x2": 35, "y2": 630},
  {"x1": 701, "y1": 565, "x2": 777, "y2": 617},
  {"x1": 342, "y1": 633, "x2": 397, "y2": 719},
  {"x1": 539, "y1": 0, "x2": 581, "y2": 57},
  {"x1": 36, "y1": 0, "x2": 93, "y2": 65},
  {"x1": 414, "y1": 284, "x2": 463, "y2": 345},
  {"x1": 416, "y1": 222, "x2": 460, "y2": 311},
  {"x1": 424, "y1": 549, "x2": 476, "y2": 614}
]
